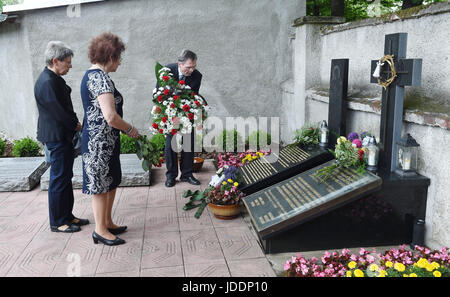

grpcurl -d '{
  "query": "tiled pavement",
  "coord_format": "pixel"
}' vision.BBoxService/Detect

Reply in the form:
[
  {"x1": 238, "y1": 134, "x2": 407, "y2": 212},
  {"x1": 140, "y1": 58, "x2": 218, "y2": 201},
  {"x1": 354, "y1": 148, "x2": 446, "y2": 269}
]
[{"x1": 0, "y1": 161, "x2": 276, "y2": 277}]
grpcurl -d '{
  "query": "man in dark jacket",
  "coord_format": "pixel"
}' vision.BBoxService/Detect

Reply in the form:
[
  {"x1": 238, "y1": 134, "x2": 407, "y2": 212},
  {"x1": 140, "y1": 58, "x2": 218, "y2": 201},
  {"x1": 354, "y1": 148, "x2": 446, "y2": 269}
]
[
  {"x1": 161, "y1": 50, "x2": 202, "y2": 187},
  {"x1": 34, "y1": 41, "x2": 88, "y2": 233}
]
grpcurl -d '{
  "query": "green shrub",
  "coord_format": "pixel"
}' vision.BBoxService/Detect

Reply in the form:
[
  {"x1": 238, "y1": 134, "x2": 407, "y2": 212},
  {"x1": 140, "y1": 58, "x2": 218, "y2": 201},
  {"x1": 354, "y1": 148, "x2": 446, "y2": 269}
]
[
  {"x1": 12, "y1": 137, "x2": 41, "y2": 157},
  {"x1": 120, "y1": 133, "x2": 137, "y2": 154},
  {"x1": 0, "y1": 138, "x2": 5, "y2": 156},
  {"x1": 245, "y1": 130, "x2": 272, "y2": 151},
  {"x1": 216, "y1": 129, "x2": 243, "y2": 152}
]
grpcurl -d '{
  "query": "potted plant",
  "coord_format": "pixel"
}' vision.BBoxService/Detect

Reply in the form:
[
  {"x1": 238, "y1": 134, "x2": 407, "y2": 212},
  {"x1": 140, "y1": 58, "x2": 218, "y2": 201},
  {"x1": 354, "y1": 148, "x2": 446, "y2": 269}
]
[
  {"x1": 291, "y1": 122, "x2": 320, "y2": 150},
  {"x1": 183, "y1": 165, "x2": 245, "y2": 219}
]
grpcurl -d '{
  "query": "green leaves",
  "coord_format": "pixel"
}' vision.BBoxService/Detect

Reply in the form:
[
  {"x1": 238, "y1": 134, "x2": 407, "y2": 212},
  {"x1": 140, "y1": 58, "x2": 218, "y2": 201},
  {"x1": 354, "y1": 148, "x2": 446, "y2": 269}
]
[
  {"x1": 135, "y1": 134, "x2": 164, "y2": 171},
  {"x1": 183, "y1": 189, "x2": 209, "y2": 219},
  {"x1": 292, "y1": 123, "x2": 320, "y2": 147},
  {"x1": 155, "y1": 62, "x2": 163, "y2": 84}
]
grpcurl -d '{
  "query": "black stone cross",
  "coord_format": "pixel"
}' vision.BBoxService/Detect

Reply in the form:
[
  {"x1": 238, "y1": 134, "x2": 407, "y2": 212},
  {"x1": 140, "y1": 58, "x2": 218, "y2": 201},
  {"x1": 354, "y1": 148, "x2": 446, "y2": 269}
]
[
  {"x1": 370, "y1": 33, "x2": 422, "y2": 172},
  {"x1": 329, "y1": 59, "x2": 349, "y2": 151}
]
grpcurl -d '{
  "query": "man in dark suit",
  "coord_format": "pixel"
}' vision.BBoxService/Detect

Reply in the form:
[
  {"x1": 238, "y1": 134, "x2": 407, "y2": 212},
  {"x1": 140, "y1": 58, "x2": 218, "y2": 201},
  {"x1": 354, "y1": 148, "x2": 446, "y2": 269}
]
[
  {"x1": 34, "y1": 41, "x2": 89, "y2": 233},
  {"x1": 161, "y1": 50, "x2": 202, "y2": 187}
]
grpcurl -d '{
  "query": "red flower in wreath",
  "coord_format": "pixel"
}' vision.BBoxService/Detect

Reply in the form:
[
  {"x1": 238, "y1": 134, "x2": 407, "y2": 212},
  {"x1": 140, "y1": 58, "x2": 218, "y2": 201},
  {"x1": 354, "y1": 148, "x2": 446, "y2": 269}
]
[
  {"x1": 179, "y1": 80, "x2": 185, "y2": 85},
  {"x1": 182, "y1": 104, "x2": 190, "y2": 112},
  {"x1": 162, "y1": 76, "x2": 170, "y2": 81},
  {"x1": 161, "y1": 116, "x2": 167, "y2": 123},
  {"x1": 159, "y1": 129, "x2": 164, "y2": 134},
  {"x1": 163, "y1": 89, "x2": 170, "y2": 95},
  {"x1": 171, "y1": 129, "x2": 177, "y2": 135},
  {"x1": 152, "y1": 122, "x2": 158, "y2": 129},
  {"x1": 155, "y1": 106, "x2": 161, "y2": 113},
  {"x1": 173, "y1": 95, "x2": 179, "y2": 101},
  {"x1": 170, "y1": 103, "x2": 176, "y2": 109},
  {"x1": 194, "y1": 100, "x2": 201, "y2": 107},
  {"x1": 188, "y1": 113, "x2": 194, "y2": 120},
  {"x1": 157, "y1": 95, "x2": 163, "y2": 103}
]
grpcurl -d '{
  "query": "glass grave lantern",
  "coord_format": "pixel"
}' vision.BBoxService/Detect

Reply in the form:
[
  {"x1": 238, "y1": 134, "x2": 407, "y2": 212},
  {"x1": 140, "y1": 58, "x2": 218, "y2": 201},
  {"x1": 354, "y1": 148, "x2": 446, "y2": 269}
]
[
  {"x1": 319, "y1": 120, "x2": 329, "y2": 148},
  {"x1": 395, "y1": 133, "x2": 419, "y2": 177},
  {"x1": 366, "y1": 136, "x2": 379, "y2": 172}
]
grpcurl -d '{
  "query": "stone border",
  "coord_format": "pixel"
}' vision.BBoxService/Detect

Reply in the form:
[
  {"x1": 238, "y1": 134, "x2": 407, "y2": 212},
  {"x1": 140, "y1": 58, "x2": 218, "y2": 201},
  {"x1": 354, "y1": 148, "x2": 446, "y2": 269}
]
[
  {"x1": 306, "y1": 88, "x2": 450, "y2": 130},
  {"x1": 0, "y1": 157, "x2": 49, "y2": 192}
]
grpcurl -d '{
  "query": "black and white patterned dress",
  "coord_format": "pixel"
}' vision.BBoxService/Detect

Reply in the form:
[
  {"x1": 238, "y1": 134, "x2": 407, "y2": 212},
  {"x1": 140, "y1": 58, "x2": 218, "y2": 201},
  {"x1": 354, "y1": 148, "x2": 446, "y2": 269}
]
[{"x1": 80, "y1": 69, "x2": 123, "y2": 195}]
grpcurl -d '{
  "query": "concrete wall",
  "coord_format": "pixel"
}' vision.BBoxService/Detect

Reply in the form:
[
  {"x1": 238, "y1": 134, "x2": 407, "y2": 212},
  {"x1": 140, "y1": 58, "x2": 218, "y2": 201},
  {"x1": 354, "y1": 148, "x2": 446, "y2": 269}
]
[
  {"x1": 0, "y1": 0, "x2": 305, "y2": 140},
  {"x1": 290, "y1": 3, "x2": 450, "y2": 249}
]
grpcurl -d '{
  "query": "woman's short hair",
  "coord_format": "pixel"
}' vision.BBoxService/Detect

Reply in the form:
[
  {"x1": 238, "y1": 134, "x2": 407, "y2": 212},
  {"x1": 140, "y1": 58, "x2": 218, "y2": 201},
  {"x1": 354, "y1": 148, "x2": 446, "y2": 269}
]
[
  {"x1": 178, "y1": 49, "x2": 197, "y2": 63},
  {"x1": 88, "y1": 32, "x2": 126, "y2": 65},
  {"x1": 45, "y1": 41, "x2": 74, "y2": 66}
]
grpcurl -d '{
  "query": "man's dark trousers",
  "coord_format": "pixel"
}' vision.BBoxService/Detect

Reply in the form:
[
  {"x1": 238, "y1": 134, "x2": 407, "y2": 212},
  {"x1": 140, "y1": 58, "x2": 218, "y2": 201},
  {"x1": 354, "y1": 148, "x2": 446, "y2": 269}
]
[
  {"x1": 46, "y1": 141, "x2": 76, "y2": 227},
  {"x1": 165, "y1": 132, "x2": 195, "y2": 180}
]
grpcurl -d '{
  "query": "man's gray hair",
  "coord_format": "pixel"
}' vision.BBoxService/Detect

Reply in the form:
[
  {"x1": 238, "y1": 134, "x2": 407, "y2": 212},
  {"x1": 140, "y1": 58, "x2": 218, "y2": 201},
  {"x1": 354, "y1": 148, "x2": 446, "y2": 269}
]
[
  {"x1": 45, "y1": 41, "x2": 74, "y2": 66},
  {"x1": 178, "y1": 49, "x2": 197, "y2": 63}
]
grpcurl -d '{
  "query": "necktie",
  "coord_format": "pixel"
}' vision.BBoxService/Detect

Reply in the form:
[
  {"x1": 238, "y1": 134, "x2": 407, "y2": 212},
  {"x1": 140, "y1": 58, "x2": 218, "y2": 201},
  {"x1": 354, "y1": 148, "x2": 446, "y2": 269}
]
[{"x1": 179, "y1": 74, "x2": 185, "y2": 82}]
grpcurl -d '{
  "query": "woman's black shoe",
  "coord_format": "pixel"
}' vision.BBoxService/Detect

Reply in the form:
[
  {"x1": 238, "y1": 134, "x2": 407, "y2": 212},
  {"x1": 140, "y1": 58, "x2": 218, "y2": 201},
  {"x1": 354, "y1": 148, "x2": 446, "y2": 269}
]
[
  {"x1": 92, "y1": 231, "x2": 125, "y2": 246},
  {"x1": 108, "y1": 226, "x2": 127, "y2": 235}
]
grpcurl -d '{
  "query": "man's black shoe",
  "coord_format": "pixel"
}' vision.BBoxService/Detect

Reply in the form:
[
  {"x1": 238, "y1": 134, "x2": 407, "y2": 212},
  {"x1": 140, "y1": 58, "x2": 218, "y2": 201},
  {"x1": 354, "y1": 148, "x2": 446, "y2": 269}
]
[
  {"x1": 165, "y1": 178, "x2": 176, "y2": 187},
  {"x1": 71, "y1": 218, "x2": 89, "y2": 226},
  {"x1": 180, "y1": 176, "x2": 201, "y2": 185},
  {"x1": 50, "y1": 224, "x2": 81, "y2": 233}
]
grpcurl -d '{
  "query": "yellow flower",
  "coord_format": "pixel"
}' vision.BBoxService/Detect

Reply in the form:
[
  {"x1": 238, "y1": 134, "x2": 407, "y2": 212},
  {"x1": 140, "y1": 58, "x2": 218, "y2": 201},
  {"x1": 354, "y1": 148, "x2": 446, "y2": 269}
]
[
  {"x1": 403, "y1": 274, "x2": 409, "y2": 277},
  {"x1": 346, "y1": 270, "x2": 352, "y2": 277},
  {"x1": 252, "y1": 155, "x2": 257, "y2": 160},
  {"x1": 416, "y1": 258, "x2": 428, "y2": 268},
  {"x1": 222, "y1": 181, "x2": 227, "y2": 185},
  {"x1": 385, "y1": 261, "x2": 393, "y2": 268},
  {"x1": 409, "y1": 273, "x2": 418, "y2": 277},
  {"x1": 369, "y1": 264, "x2": 379, "y2": 272},
  {"x1": 233, "y1": 182, "x2": 239, "y2": 187},
  {"x1": 378, "y1": 270, "x2": 387, "y2": 277},
  {"x1": 425, "y1": 263, "x2": 434, "y2": 272},
  {"x1": 394, "y1": 263, "x2": 405, "y2": 272},
  {"x1": 433, "y1": 271, "x2": 442, "y2": 277},
  {"x1": 348, "y1": 261, "x2": 357, "y2": 269},
  {"x1": 354, "y1": 269, "x2": 364, "y2": 277},
  {"x1": 227, "y1": 179, "x2": 233, "y2": 183},
  {"x1": 431, "y1": 262, "x2": 440, "y2": 269},
  {"x1": 337, "y1": 136, "x2": 347, "y2": 144}
]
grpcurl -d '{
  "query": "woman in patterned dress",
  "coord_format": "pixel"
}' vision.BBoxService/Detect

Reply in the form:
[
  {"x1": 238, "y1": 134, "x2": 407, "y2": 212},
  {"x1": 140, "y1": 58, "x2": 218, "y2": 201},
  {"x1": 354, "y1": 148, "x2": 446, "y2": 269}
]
[{"x1": 80, "y1": 33, "x2": 139, "y2": 246}]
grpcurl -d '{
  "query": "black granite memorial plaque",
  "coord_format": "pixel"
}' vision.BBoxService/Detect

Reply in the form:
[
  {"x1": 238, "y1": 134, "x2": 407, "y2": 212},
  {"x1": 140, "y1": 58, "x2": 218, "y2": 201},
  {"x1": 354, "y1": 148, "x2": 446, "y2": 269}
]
[
  {"x1": 239, "y1": 59, "x2": 349, "y2": 195},
  {"x1": 243, "y1": 160, "x2": 382, "y2": 245}
]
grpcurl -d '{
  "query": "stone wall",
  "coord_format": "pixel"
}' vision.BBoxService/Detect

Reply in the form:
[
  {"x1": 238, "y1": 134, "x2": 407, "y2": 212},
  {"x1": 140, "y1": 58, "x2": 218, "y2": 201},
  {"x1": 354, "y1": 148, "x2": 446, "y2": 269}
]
[
  {"x1": 290, "y1": 2, "x2": 450, "y2": 249},
  {"x1": 0, "y1": 0, "x2": 305, "y2": 140}
]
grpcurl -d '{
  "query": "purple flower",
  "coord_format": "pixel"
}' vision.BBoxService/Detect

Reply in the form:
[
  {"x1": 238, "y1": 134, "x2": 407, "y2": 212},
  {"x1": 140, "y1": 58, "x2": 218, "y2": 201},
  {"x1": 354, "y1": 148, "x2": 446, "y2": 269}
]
[{"x1": 347, "y1": 132, "x2": 359, "y2": 142}]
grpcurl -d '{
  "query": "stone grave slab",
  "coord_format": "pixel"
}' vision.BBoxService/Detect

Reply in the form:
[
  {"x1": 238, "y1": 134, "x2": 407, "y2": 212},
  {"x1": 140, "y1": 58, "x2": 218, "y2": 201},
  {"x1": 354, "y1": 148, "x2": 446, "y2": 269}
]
[
  {"x1": 238, "y1": 145, "x2": 333, "y2": 195},
  {"x1": 40, "y1": 154, "x2": 151, "y2": 190},
  {"x1": 243, "y1": 160, "x2": 383, "y2": 253},
  {"x1": 0, "y1": 157, "x2": 49, "y2": 192}
]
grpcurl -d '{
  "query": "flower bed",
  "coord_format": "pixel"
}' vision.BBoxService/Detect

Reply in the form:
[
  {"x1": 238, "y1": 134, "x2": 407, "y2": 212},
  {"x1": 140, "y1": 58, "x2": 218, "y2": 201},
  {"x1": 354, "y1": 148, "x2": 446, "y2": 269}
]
[{"x1": 284, "y1": 245, "x2": 450, "y2": 277}]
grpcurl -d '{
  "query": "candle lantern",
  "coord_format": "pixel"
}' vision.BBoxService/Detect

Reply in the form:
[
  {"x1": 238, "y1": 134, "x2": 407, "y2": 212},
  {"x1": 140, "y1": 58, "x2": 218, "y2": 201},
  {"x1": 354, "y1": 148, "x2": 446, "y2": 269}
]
[
  {"x1": 366, "y1": 136, "x2": 379, "y2": 172},
  {"x1": 395, "y1": 133, "x2": 419, "y2": 177},
  {"x1": 319, "y1": 120, "x2": 329, "y2": 148}
]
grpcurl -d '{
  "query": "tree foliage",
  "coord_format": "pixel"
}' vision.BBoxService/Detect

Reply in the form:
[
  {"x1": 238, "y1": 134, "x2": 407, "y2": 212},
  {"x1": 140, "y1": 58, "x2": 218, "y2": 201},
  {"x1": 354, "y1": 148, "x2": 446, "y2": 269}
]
[
  {"x1": 1, "y1": 0, "x2": 20, "y2": 13},
  {"x1": 307, "y1": 0, "x2": 447, "y2": 22}
]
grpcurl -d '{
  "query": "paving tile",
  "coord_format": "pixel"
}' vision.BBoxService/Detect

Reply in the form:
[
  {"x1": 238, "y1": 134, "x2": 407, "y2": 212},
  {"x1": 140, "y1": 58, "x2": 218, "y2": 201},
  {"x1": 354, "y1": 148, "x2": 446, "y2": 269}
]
[
  {"x1": 185, "y1": 259, "x2": 230, "y2": 277},
  {"x1": 117, "y1": 187, "x2": 149, "y2": 209},
  {"x1": 113, "y1": 207, "x2": 146, "y2": 231},
  {"x1": 209, "y1": 209, "x2": 247, "y2": 228},
  {"x1": 216, "y1": 227, "x2": 264, "y2": 261},
  {"x1": 141, "y1": 231, "x2": 183, "y2": 269},
  {"x1": 148, "y1": 188, "x2": 176, "y2": 207},
  {"x1": 6, "y1": 236, "x2": 68, "y2": 277},
  {"x1": 51, "y1": 224, "x2": 103, "y2": 277},
  {"x1": 95, "y1": 270, "x2": 140, "y2": 277},
  {"x1": 180, "y1": 229, "x2": 224, "y2": 265},
  {"x1": 0, "y1": 216, "x2": 46, "y2": 245},
  {"x1": 0, "y1": 243, "x2": 28, "y2": 276},
  {"x1": 0, "y1": 189, "x2": 40, "y2": 217},
  {"x1": 95, "y1": 231, "x2": 143, "y2": 274},
  {"x1": 178, "y1": 207, "x2": 214, "y2": 231},
  {"x1": 227, "y1": 258, "x2": 276, "y2": 277},
  {"x1": 145, "y1": 206, "x2": 179, "y2": 233},
  {"x1": 0, "y1": 192, "x2": 11, "y2": 204},
  {"x1": 140, "y1": 266, "x2": 185, "y2": 277}
]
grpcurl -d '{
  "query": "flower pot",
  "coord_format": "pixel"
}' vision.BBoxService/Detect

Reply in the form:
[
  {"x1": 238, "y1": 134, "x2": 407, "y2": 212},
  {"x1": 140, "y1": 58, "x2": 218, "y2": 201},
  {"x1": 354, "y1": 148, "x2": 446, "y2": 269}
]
[
  {"x1": 193, "y1": 157, "x2": 204, "y2": 172},
  {"x1": 208, "y1": 203, "x2": 242, "y2": 220}
]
